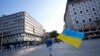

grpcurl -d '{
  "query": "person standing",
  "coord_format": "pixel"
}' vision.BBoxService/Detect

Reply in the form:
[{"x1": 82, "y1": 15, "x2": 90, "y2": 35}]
[{"x1": 45, "y1": 35, "x2": 53, "y2": 56}]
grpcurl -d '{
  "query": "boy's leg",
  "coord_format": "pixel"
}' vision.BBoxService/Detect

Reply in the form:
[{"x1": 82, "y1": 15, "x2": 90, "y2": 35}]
[{"x1": 48, "y1": 46, "x2": 52, "y2": 56}]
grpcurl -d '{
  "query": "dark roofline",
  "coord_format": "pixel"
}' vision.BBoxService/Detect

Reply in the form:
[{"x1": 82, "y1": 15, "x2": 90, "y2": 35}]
[{"x1": 0, "y1": 11, "x2": 25, "y2": 19}]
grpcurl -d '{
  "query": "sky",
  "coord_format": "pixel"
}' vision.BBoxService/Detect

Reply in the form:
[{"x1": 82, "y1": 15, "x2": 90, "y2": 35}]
[{"x1": 0, "y1": 0, "x2": 67, "y2": 33}]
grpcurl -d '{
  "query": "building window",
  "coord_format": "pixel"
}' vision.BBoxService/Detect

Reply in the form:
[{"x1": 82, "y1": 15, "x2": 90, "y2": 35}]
[
  {"x1": 79, "y1": 30, "x2": 82, "y2": 32},
  {"x1": 72, "y1": 4, "x2": 74, "y2": 6},
  {"x1": 98, "y1": 28, "x2": 100, "y2": 30},
  {"x1": 86, "y1": 10, "x2": 89, "y2": 12},
  {"x1": 73, "y1": 8, "x2": 75, "y2": 10},
  {"x1": 76, "y1": 21, "x2": 79, "y2": 24},
  {"x1": 96, "y1": 17, "x2": 98, "y2": 20},
  {"x1": 84, "y1": 29, "x2": 89, "y2": 32},
  {"x1": 90, "y1": 28, "x2": 96, "y2": 31},
  {"x1": 89, "y1": 19, "x2": 91, "y2": 22},
  {"x1": 93, "y1": 8, "x2": 95, "y2": 11},
  {"x1": 98, "y1": 2, "x2": 100, "y2": 4},
  {"x1": 91, "y1": 4, "x2": 94, "y2": 6},
  {"x1": 99, "y1": 7, "x2": 100, "y2": 9},
  {"x1": 74, "y1": 12, "x2": 76, "y2": 15},
  {"x1": 83, "y1": 20, "x2": 85, "y2": 22},
  {"x1": 80, "y1": 11, "x2": 82, "y2": 13},
  {"x1": 94, "y1": 13, "x2": 97, "y2": 15}
]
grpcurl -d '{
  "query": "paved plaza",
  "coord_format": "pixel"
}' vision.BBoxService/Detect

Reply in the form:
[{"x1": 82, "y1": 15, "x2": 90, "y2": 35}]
[{"x1": 0, "y1": 39, "x2": 100, "y2": 56}]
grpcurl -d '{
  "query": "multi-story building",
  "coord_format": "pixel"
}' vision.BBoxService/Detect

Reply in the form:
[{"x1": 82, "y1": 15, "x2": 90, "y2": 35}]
[
  {"x1": 0, "y1": 11, "x2": 44, "y2": 45},
  {"x1": 64, "y1": 0, "x2": 100, "y2": 39}
]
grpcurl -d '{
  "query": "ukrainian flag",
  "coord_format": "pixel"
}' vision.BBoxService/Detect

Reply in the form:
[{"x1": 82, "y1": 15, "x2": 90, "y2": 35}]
[{"x1": 57, "y1": 28, "x2": 85, "y2": 48}]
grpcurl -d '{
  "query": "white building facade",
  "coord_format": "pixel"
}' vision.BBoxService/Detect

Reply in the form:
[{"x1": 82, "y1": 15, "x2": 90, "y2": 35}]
[
  {"x1": 64, "y1": 0, "x2": 100, "y2": 39},
  {"x1": 0, "y1": 11, "x2": 44, "y2": 45}
]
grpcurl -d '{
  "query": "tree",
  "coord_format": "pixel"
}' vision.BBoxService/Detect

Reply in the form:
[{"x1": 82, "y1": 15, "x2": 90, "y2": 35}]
[
  {"x1": 49, "y1": 31, "x2": 59, "y2": 38},
  {"x1": 49, "y1": 31, "x2": 61, "y2": 42}
]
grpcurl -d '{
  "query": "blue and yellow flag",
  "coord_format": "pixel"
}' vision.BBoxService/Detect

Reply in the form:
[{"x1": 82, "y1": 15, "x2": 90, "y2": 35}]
[{"x1": 57, "y1": 28, "x2": 85, "y2": 48}]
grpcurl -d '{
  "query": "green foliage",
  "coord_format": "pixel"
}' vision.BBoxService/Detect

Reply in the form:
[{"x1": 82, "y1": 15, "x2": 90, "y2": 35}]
[
  {"x1": 49, "y1": 31, "x2": 59, "y2": 38},
  {"x1": 49, "y1": 31, "x2": 62, "y2": 42}
]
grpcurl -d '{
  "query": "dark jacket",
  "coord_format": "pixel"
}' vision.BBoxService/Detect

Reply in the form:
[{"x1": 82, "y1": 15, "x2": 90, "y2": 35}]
[{"x1": 46, "y1": 39, "x2": 53, "y2": 47}]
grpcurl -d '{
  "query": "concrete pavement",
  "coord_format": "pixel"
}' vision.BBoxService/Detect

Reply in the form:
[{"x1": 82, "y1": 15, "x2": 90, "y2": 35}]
[{"x1": 0, "y1": 39, "x2": 100, "y2": 56}]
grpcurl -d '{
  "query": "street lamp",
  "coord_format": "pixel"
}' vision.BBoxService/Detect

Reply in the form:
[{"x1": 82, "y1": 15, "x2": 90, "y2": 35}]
[{"x1": 33, "y1": 28, "x2": 35, "y2": 45}]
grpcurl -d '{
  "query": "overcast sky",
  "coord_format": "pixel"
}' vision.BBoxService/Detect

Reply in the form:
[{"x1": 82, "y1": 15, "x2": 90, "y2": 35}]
[{"x1": 0, "y1": 0, "x2": 67, "y2": 33}]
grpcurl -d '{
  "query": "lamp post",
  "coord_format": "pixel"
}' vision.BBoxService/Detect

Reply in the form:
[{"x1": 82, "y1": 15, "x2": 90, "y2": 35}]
[{"x1": 33, "y1": 27, "x2": 35, "y2": 45}]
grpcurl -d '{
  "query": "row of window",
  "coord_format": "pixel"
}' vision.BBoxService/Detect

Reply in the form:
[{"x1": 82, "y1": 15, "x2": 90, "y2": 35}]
[
  {"x1": 74, "y1": 8, "x2": 97, "y2": 15},
  {"x1": 1, "y1": 33, "x2": 39, "y2": 39},
  {"x1": 0, "y1": 12, "x2": 23, "y2": 21},
  {"x1": 25, "y1": 18, "x2": 42, "y2": 30},
  {"x1": 71, "y1": 0, "x2": 100, "y2": 7},
  {"x1": 0, "y1": 22, "x2": 23, "y2": 28},
  {"x1": 0, "y1": 18, "x2": 23, "y2": 26},
  {"x1": 25, "y1": 28, "x2": 43, "y2": 36},
  {"x1": 25, "y1": 33, "x2": 35, "y2": 37},
  {"x1": 79, "y1": 27, "x2": 100, "y2": 32},
  {"x1": 0, "y1": 15, "x2": 22, "y2": 23},
  {"x1": 0, "y1": 29, "x2": 23, "y2": 36},
  {"x1": 25, "y1": 15, "x2": 42, "y2": 27},
  {"x1": 0, "y1": 24, "x2": 23, "y2": 31},
  {"x1": 1, "y1": 33, "x2": 22, "y2": 39},
  {"x1": 76, "y1": 17, "x2": 98, "y2": 24}
]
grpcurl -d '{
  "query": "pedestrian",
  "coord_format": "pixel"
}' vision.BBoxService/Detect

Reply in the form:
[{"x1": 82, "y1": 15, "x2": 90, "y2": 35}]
[{"x1": 45, "y1": 35, "x2": 53, "y2": 56}]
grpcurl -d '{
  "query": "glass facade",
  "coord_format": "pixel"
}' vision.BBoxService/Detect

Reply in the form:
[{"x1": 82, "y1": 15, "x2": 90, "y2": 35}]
[{"x1": 0, "y1": 11, "x2": 44, "y2": 44}]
